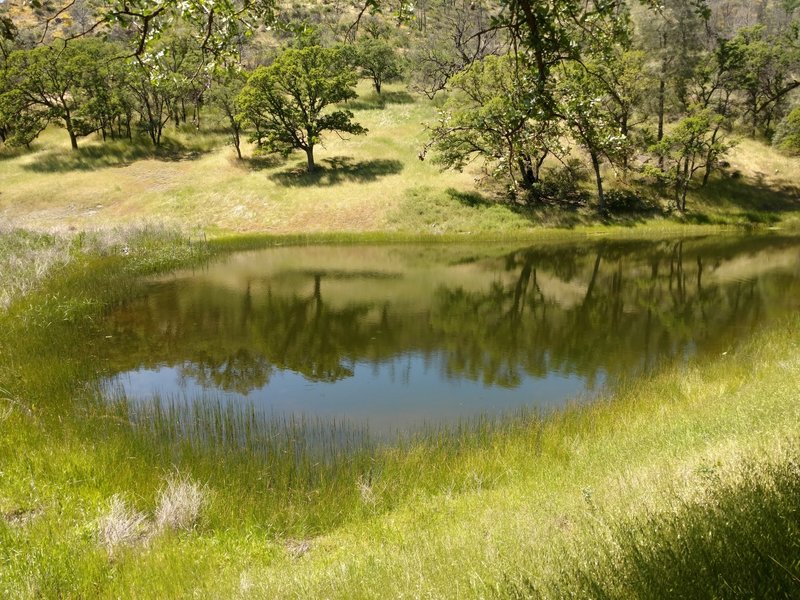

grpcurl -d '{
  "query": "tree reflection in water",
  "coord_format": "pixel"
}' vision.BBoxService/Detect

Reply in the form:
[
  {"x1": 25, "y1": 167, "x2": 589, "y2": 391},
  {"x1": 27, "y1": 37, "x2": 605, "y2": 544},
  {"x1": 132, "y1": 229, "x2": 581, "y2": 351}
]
[{"x1": 102, "y1": 236, "x2": 800, "y2": 425}]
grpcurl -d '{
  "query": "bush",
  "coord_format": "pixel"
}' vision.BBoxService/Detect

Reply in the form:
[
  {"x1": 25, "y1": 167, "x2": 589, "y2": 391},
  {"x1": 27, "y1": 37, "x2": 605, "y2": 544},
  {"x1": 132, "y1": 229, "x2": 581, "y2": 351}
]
[
  {"x1": 527, "y1": 159, "x2": 590, "y2": 205},
  {"x1": 772, "y1": 106, "x2": 800, "y2": 155},
  {"x1": 604, "y1": 189, "x2": 653, "y2": 213}
]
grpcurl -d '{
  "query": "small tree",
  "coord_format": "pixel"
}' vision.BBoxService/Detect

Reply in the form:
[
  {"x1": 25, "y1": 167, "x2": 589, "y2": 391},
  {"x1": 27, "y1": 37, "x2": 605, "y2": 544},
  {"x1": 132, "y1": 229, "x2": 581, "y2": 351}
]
[
  {"x1": 207, "y1": 70, "x2": 246, "y2": 159},
  {"x1": 127, "y1": 59, "x2": 173, "y2": 147},
  {"x1": 4, "y1": 39, "x2": 114, "y2": 149},
  {"x1": 558, "y1": 65, "x2": 630, "y2": 211},
  {"x1": 647, "y1": 109, "x2": 732, "y2": 212},
  {"x1": 0, "y1": 89, "x2": 48, "y2": 147},
  {"x1": 425, "y1": 54, "x2": 561, "y2": 198},
  {"x1": 356, "y1": 38, "x2": 403, "y2": 94},
  {"x1": 238, "y1": 45, "x2": 366, "y2": 172}
]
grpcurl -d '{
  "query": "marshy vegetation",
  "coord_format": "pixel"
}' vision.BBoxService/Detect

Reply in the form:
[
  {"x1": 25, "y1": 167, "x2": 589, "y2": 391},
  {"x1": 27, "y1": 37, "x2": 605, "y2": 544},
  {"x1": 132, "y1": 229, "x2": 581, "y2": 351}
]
[{"x1": 0, "y1": 227, "x2": 798, "y2": 597}]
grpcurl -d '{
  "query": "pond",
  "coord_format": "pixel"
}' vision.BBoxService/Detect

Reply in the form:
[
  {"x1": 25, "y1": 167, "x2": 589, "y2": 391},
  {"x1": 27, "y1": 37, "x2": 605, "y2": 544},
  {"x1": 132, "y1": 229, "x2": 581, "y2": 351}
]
[{"x1": 101, "y1": 235, "x2": 800, "y2": 437}]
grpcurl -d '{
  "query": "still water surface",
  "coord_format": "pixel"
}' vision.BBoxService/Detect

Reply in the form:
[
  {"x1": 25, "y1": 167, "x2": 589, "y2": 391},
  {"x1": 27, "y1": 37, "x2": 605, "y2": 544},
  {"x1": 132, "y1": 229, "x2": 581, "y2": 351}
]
[{"x1": 103, "y1": 235, "x2": 800, "y2": 435}]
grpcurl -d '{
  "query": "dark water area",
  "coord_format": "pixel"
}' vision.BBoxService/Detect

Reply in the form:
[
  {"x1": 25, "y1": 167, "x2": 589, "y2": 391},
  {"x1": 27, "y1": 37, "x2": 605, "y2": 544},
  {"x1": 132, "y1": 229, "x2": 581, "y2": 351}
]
[{"x1": 101, "y1": 235, "x2": 800, "y2": 436}]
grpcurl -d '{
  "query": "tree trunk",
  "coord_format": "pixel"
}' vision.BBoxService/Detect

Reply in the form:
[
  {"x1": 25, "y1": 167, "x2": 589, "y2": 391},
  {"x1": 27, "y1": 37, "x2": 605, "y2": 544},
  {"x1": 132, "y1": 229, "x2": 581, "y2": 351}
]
[
  {"x1": 657, "y1": 78, "x2": 666, "y2": 169},
  {"x1": 233, "y1": 125, "x2": 242, "y2": 160},
  {"x1": 63, "y1": 110, "x2": 79, "y2": 150},
  {"x1": 590, "y1": 151, "x2": 604, "y2": 211},
  {"x1": 517, "y1": 156, "x2": 536, "y2": 190},
  {"x1": 68, "y1": 127, "x2": 79, "y2": 150},
  {"x1": 375, "y1": 79, "x2": 382, "y2": 94},
  {"x1": 305, "y1": 146, "x2": 315, "y2": 172},
  {"x1": 702, "y1": 124, "x2": 721, "y2": 186},
  {"x1": 621, "y1": 115, "x2": 629, "y2": 174}
]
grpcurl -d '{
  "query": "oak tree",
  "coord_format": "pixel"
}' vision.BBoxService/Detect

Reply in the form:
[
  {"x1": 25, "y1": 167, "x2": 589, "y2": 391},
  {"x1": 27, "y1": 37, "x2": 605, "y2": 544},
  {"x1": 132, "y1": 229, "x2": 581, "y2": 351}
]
[{"x1": 238, "y1": 45, "x2": 366, "y2": 172}]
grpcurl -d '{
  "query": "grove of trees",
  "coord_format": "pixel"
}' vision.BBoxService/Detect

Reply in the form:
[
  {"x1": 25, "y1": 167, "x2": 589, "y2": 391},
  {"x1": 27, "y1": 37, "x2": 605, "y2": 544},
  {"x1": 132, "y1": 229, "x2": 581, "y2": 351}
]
[{"x1": 1, "y1": 0, "x2": 799, "y2": 207}]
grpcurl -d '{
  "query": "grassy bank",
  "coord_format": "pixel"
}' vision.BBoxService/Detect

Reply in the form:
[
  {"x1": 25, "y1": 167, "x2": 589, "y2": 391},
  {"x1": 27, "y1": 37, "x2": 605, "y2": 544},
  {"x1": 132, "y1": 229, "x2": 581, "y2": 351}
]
[
  {"x1": 1, "y1": 83, "x2": 799, "y2": 236},
  {"x1": 0, "y1": 226, "x2": 798, "y2": 597}
]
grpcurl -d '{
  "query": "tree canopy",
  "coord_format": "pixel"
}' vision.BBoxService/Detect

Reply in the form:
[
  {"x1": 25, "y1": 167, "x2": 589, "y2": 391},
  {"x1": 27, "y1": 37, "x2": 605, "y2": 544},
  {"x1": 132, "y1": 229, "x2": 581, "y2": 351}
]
[{"x1": 238, "y1": 45, "x2": 366, "y2": 172}]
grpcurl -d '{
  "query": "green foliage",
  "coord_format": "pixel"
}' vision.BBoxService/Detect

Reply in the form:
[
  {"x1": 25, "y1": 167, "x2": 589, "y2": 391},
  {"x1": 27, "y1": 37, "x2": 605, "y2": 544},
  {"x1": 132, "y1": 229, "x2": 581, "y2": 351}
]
[
  {"x1": 647, "y1": 109, "x2": 733, "y2": 211},
  {"x1": 238, "y1": 45, "x2": 366, "y2": 172},
  {"x1": 725, "y1": 25, "x2": 800, "y2": 136},
  {"x1": 558, "y1": 64, "x2": 632, "y2": 209},
  {"x1": 426, "y1": 54, "x2": 561, "y2": 197},
  {"x1": 0, "y1": 88, "x2": 48, "y2": 147},
  {"x1": 355, "y1": 37, "x2": 403, "y2": 94},
  {"x1": 207, "y1": 69, "x2": 247, "y2": 159},
  {"x1": 1, "y1": 38, "x2": 121, "y2": 149},
  {"x1": 773, "y1": 105, "x2": 800, "y2": 155}
]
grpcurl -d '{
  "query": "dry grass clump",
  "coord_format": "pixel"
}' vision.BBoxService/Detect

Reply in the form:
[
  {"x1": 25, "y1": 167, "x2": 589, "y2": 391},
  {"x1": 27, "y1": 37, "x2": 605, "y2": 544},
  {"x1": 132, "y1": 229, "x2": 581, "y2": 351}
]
[
  {"x1": 0, "y1": 227, "x2": 72, "y2": 310},
  {"x1": 97, "y1": 474, "x2": 206, "y2": 557},
  {"x1": 97, "y1": 495, "x2": 149, "y2": 557},
  {"x1": 155, "y1": 475, "x2": 207, "y2": 532}
]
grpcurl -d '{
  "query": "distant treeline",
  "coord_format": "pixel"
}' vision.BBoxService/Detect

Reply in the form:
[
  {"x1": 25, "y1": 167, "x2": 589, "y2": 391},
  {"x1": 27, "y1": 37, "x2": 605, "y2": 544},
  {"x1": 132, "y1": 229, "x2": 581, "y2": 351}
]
[{"x1": 1, "y1": 0, "x2": 799, "y2": 210}]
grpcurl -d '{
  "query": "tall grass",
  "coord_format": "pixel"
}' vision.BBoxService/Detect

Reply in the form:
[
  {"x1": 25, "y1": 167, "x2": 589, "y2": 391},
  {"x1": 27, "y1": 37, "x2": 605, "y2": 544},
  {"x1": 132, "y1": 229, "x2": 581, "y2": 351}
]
[
  {"x1": 0, "y1": 227, "x2": 72, "y2": 309},
  {"x1": 506, "y1": 451, "x2": 800, "y2": 598}
]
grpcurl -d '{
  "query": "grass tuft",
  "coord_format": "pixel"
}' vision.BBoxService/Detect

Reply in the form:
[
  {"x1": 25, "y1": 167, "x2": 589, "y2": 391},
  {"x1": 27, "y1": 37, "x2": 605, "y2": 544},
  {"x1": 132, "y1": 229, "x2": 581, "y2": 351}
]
[
  {"x1": 155, "y1": 474, "x2": 207, "y2": 533},
  {"x1": 97, "y1": 495, "x2": 148, "y2": 557}
]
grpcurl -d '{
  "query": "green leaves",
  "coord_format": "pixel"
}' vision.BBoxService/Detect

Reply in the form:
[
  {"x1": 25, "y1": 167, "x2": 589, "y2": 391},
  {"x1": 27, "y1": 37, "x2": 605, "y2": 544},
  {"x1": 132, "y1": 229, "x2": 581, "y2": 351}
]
[
  {"x1": 238, "y1": 45, "x2": 366, "y2": 170},
  {"x1": 355, "y1": 38, "x2": 403, "y2": 94},
  {"x1": 648, "y1": 108, "x2": 733, "y2": 210},
  {"x1": 771, "y1": 106, "x2": 800, "y2": 155},
  {"x1": 1, "y1": 39, "x2": 119, "y2": 148},
  {"x1": 426, "y1": 54, "x2": 561, "y2": 197}
]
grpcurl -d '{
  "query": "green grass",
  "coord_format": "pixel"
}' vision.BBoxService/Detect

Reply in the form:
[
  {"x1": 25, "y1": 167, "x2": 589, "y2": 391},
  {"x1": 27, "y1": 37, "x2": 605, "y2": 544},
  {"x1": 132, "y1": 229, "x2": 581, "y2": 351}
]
[{"x1": 0, "y1": 227, "x2": 799, "y2": 597}]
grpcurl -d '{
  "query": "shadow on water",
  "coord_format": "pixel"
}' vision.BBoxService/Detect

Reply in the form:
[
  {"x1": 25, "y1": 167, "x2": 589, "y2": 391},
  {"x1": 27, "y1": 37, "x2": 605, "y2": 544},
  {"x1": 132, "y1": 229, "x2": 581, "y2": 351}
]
[
  {"x1": 21, "y1": 137, "x2": 214, "y2": 173},
  {"x1": 347, "y1": 90, "x2": 416, "y2": 111},
  {"x1": 268, "y1": 156, "x2": 404, "y2": 187}
]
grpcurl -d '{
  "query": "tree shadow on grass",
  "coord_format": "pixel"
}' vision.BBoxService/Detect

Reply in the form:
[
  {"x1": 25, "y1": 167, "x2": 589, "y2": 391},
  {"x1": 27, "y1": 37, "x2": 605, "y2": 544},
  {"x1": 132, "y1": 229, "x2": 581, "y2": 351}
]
[
  {"x1": 445, "y1": 188, "x2": 658, "y2": 229},
  {"x1": 269, "y1": 156, "x2": 404, "y2": 187},
  {"x1": 693, "y1": 173, "x2": 800, "y2": 219},
  {"x1": 445, "y1": 189, "x2": 492, "y2": 207},
  {"x1": 0, "y1": 148, "x2": 30, "y2": 163},
  {"x1": 347, "y1": 91, "x2": 416, "y2": 111},
  {"x1": 241, "y1": 154, "x2": 287, "y2": 171},
  {"x1": 22, "y1": 137, "x2": 213, "y2": 173}
]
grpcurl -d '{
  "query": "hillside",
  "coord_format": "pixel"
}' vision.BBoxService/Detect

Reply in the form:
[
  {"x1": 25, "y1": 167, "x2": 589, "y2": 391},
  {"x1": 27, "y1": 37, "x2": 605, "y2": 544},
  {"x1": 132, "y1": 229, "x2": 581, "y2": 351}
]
[{"x1": 2, "y1": 81, "x2": 799, "y2": 236}]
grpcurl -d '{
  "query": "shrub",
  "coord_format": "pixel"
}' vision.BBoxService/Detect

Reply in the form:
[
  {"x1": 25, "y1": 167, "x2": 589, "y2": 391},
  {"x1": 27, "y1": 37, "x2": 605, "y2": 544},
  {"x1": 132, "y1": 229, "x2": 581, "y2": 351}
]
[{"x1": 772, "y1": 106, "x2": 800, "y2": 155}]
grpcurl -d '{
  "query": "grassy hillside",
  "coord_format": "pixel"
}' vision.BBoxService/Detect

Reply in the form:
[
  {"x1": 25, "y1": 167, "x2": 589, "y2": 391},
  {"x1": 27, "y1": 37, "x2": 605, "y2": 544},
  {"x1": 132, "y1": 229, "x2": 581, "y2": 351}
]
[{"x1": 1, "y1": 81, "x2": 799, "y2": 236}]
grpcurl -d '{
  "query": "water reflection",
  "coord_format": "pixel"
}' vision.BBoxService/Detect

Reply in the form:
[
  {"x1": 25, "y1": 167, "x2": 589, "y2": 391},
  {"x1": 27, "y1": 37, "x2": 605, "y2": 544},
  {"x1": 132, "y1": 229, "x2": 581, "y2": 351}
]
[{"x1": 103, "y1": 236, "x2": 800, "y2": 433}]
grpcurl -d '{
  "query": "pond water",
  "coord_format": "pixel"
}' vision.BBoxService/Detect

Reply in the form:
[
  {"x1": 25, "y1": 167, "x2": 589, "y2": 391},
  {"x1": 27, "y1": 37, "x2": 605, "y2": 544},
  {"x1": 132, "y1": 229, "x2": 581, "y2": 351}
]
[{"x1": 102, "y1": 235, "x2": 800, "y2": 436}]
